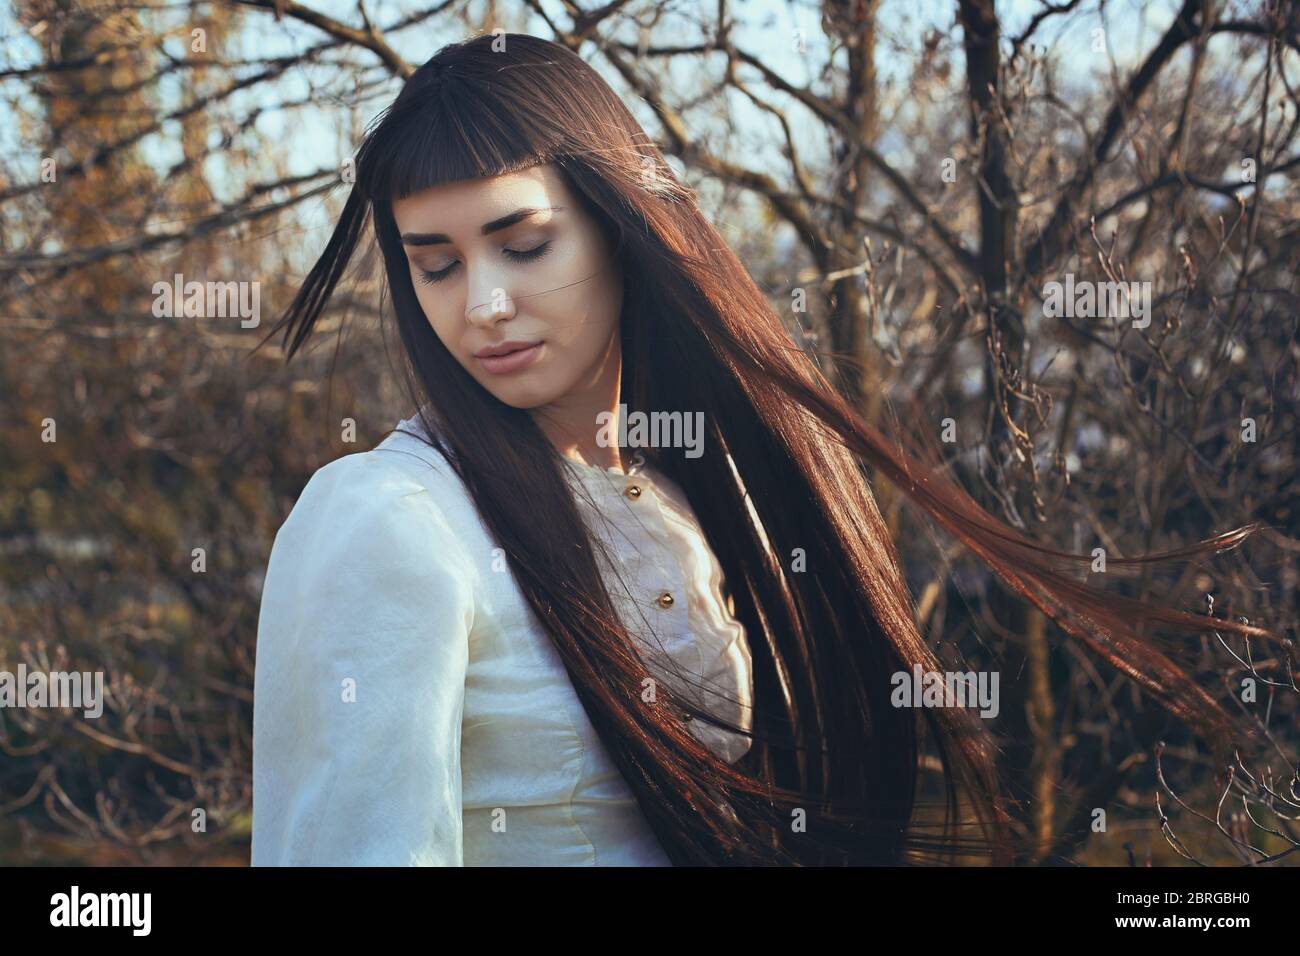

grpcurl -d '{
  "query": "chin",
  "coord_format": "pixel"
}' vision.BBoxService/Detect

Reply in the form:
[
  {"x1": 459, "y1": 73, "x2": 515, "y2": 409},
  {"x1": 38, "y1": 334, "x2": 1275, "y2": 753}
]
[{"x1": 487, "y1": 382, "x2": 565, "y2": 410}]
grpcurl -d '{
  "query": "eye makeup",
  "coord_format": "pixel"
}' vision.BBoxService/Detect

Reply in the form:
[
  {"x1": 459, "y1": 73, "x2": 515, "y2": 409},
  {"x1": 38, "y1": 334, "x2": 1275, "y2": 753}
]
[{"x1": 414, "y1": 239, "x2": 554, "y2": 286}]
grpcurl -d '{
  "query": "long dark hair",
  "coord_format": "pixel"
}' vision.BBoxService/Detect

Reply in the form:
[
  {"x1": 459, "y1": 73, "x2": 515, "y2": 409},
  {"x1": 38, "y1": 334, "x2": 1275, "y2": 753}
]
[{"x1": 264, "y1": 32, "x2": 1276, "y2": 865}]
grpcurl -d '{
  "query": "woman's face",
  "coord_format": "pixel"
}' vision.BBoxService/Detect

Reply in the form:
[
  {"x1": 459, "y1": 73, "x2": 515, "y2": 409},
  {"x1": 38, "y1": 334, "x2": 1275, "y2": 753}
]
[{"x1": 391, "y1": 164, "x2": 624, "y2": 412}]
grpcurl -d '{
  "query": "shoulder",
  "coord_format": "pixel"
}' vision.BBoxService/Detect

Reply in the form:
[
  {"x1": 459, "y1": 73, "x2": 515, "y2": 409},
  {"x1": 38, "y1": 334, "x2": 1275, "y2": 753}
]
[
  {"x1": 266, "y1": 422, "x2": 487, "y2": 597},
  {"x1": 257, "y1": 426, "x2": 487, "y2": 650},
  {"x1": 280, "y1": 417, "x2": 478, "y2": 543}
]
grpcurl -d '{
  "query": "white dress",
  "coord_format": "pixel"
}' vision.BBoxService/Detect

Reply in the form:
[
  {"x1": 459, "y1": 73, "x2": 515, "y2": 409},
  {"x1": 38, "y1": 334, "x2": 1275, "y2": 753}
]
[{"x1": 251, "y1": 413, "x2": 753, "y2": 866}]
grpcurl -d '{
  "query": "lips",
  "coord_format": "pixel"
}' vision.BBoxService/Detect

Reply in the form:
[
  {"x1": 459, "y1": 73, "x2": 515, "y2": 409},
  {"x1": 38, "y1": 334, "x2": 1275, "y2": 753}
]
[
  {"x1": 476, "y1": 341, "x2": 544, "y2": 375},
  {"x1": 475, "y1": 340, "x2": 540, "y2": 358}
]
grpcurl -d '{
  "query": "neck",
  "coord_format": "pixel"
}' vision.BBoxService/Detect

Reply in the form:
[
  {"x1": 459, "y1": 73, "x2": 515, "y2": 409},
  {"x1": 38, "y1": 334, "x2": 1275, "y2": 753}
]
[{"x1": 528, "y1": 333, "x2": 624, "y2": 472}]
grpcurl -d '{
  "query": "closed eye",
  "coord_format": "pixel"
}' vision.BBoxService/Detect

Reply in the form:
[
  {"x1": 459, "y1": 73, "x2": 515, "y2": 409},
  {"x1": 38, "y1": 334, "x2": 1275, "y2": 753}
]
[
  {"x1": 503, "y1": 240, "x2": 552, "y2": 264},
  {"x1": 415, "y1": 240, "x2": 553, "y2": 286}
]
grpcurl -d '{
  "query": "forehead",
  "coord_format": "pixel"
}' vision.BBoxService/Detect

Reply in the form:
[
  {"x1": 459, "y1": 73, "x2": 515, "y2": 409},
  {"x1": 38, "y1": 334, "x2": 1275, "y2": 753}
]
[{"x1": 391, "y1": 163, "x2": 567, "y2": 230}]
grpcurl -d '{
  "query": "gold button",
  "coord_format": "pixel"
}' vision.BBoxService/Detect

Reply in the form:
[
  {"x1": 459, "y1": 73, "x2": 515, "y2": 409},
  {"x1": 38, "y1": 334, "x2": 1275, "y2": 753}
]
[
  {"x1": 624, "y1": 483, "x2": 642, "y2": 500},
  {"x1": 656, "y1": 591, "x2": 674, "y2": 609}
]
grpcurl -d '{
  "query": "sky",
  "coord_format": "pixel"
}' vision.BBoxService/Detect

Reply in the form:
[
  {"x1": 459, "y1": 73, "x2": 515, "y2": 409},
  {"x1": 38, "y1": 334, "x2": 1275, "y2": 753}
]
[
  {"x1": 0, "y1": 0, "x2": 1188, "y2": 188},
  {"x1": 0, "y1": 0, "x2": 1234, "y2": 273}
]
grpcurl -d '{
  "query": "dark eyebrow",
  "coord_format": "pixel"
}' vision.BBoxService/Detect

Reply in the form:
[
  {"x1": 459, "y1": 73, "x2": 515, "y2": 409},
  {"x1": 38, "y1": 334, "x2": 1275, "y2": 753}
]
[{"x1": 400, "y1": 206, "x2": 563, "y2": 246}]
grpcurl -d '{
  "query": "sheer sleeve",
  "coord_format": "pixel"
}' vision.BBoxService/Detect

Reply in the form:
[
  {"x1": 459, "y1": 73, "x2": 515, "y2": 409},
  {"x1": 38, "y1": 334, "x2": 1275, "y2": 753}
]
[{"x1": 251, "y1": 451, "x2": 474, "y2": 866}]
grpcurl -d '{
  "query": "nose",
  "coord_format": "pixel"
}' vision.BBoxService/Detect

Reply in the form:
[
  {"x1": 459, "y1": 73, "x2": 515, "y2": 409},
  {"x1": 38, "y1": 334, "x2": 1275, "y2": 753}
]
[{"x1": 464, "y1": 262, "x2": 517, "y2": 328}]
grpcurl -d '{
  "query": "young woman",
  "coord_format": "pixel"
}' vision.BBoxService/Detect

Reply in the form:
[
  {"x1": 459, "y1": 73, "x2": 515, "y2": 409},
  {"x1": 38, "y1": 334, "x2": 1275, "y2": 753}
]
[{"x1": 251, "y1": 32, "x2": 1270, "y2": 866}]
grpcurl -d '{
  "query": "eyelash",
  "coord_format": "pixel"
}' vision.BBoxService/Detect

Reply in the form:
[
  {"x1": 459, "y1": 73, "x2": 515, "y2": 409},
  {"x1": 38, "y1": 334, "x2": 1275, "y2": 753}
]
[{"x1": 416, "y1": 241, "x2": 552, "y2": 286}]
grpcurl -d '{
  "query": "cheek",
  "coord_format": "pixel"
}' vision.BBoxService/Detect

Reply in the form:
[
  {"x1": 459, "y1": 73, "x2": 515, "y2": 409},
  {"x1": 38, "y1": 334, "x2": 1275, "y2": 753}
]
[
  {"x1": 535, "y1": 247, "x2": 622, "y2": 345},
  {"x1": 413, "y1": 287, "x2": 460, "y2": 348}
]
